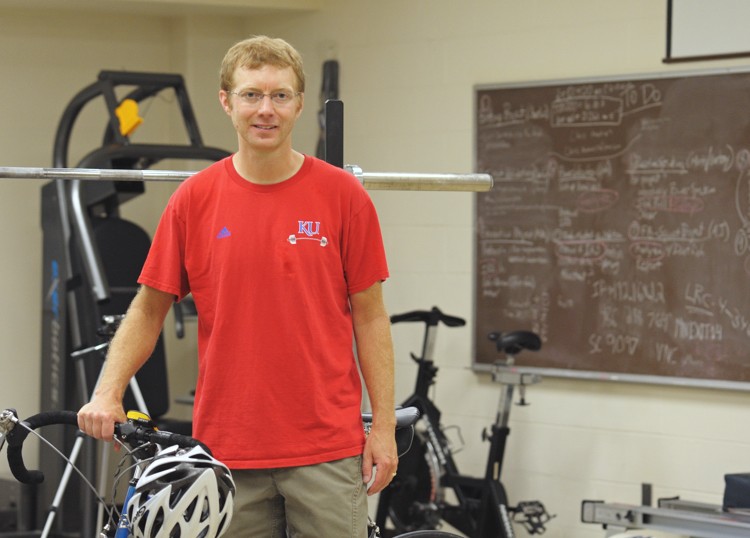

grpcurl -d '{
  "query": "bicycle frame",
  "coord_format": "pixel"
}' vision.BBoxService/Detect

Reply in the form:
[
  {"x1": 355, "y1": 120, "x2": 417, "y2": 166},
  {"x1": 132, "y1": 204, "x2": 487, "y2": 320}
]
[
  {"x1": 113, "y1": 469, "x2": 143, "y2": 537},
  {"x1": 2, "y1": 406, "x2": 431, "y2": 538},
  {"x1": 113, "y1": 414, "x2": 155, "y2": 538}
]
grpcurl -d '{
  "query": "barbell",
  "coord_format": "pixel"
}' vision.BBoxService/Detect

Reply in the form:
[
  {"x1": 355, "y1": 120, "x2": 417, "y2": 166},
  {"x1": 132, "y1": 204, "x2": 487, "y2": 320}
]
[{"x1": 0, "y1": 165, "x2": 493, "y2": 192}]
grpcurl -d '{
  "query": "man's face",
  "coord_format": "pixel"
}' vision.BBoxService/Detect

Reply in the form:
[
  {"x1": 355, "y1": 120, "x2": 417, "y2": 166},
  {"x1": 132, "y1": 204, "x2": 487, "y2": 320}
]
[{"x1": 219, "y1": 64, "x2": 304, "y2": 155}]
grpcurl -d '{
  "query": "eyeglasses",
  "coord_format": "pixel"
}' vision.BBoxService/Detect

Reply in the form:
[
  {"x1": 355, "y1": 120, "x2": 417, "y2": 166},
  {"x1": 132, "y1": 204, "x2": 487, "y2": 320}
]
[{"x1": 229, "y1": 90, "x2": 301, "y2": 106}]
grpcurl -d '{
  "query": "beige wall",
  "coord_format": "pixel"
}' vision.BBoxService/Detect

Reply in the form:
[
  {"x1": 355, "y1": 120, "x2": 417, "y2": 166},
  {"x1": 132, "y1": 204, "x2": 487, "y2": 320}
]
[
  {"x1": 1, "y1": 1, "x2": 749, "y2": 537},
  {"x1": 0, "y1": 5, "x2": 246, "y2": 466}
]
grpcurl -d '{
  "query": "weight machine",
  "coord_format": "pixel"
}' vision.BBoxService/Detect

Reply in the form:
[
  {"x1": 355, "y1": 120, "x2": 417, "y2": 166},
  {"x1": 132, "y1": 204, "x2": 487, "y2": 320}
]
[{"x1": 34, "y1": 70, "x2": 229, "y2": 537}]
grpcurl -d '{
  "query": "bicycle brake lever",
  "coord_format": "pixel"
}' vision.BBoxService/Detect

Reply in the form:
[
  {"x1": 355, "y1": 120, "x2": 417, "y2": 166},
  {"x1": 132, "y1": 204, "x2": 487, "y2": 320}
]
[{"x1": 0, "y1": 409, "x2": 19, "y2": 453}]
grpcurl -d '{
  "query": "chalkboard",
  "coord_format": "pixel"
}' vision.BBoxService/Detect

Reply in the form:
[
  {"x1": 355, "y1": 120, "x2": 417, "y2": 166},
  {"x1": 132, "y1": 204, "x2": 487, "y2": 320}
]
[{"x1": 474, "y1": 69, "x2": 750, "y2": 389}]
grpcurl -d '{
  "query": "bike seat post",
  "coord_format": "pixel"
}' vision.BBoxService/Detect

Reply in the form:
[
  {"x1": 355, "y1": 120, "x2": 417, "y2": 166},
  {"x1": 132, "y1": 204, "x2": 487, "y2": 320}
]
[
  {"x1": 412, "y1": 321, "x2": 441, "y2": 399},
  {"x1": 493, "y1": 361, "x2": 516, "y2": 429},
  {"x1": 422, "y1": 321, "x2": 439, "y2": 362}
]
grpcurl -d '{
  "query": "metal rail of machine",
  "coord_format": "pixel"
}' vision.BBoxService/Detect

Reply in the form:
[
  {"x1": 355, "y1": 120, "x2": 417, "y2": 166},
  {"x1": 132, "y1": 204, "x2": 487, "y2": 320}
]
[
  {"x1": 581, "y1": 498, "x2": 750, "y2": 537},
  {"x1": 0, "y1": 165, "x2": 493, "y2": 192}
]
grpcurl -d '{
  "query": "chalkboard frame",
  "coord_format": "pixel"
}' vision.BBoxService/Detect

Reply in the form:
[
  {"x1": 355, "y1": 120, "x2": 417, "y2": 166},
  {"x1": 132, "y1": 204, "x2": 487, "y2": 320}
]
[{"x1": 472, "y1": 67, "x2": 750, "y2": 392}]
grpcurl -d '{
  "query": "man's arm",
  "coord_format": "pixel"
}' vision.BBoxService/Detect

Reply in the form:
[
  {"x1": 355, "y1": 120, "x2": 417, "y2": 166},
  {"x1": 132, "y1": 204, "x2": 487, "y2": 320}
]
[
  {"x1": 351, "y1": 281, "x2": 398, "y2": 495},
  {"x1": 77, "y1": 285, "x2": 175, "y2": 441}
]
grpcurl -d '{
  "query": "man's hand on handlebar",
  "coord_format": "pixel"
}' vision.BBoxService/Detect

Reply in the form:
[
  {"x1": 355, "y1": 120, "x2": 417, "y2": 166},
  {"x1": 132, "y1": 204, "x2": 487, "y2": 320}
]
[{"x1": 77, "y1": 396, "x2": 127, "y2": 444}]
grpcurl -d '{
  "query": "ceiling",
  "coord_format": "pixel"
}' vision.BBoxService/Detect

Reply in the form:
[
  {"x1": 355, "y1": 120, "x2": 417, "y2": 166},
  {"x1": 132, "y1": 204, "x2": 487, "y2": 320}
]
[{"x1": 0, "y1": 0, "x2": 321, "y2": 17}]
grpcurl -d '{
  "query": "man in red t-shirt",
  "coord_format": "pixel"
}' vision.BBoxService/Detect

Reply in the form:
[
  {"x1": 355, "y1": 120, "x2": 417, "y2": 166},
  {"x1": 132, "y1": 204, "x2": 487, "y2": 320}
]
[{"x1": 78, "y1": 35, "x2": 397, "y2": 537}]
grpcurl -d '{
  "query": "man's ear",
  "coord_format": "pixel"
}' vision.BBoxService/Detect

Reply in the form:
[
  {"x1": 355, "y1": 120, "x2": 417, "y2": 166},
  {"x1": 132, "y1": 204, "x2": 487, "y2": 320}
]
[
  {"x1": 219, "y1": 90, "x2": 232, "y2": 114},
  {"x1": 295, "y1": 92, "x2": 304, "y2": 118}
]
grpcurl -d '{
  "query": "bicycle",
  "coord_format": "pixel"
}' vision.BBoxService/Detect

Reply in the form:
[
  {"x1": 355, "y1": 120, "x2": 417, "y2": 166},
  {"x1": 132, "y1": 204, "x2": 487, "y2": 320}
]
[
  {"x1": 0, "y1": 405, "x2": 462, "y2": 538},
  {"x1": 374, "y1": 307, "x2": 554, "y2": 538}
]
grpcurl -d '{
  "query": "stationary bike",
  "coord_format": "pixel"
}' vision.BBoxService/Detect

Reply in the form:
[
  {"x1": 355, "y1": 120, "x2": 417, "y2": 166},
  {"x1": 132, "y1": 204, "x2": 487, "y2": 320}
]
[{"x1": 375, "y1": 307, "x2": 553, "y2": 538}]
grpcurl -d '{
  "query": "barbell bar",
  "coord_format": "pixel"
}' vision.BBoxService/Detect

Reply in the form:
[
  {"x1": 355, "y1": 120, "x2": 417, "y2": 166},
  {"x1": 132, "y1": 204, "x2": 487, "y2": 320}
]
[{"x1": 0, "y1": 165, "x2": 493, "y2": 192}]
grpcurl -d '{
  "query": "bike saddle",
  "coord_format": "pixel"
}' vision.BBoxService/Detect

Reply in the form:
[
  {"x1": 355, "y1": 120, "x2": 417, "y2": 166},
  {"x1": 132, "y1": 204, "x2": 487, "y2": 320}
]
[
  {"x1": 390, "y1": 306, "x2": 465, "y2": 327},
  {"x1": 488, "y1": 330, "x2": 542, "y2": 355},
  {"x1": 361, "y1": 406, "x2": 420, "y2": 429},
  {"x1": 362, "y1": 407, "x2": 420, "y2": 457}
]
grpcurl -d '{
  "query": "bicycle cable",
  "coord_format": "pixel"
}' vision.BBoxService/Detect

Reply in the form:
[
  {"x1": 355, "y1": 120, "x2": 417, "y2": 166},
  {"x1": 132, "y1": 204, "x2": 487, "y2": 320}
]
[
  {"x1": 10, "y1": 419, "x2": 111, "y2": 512},
  {"x1": 106, "y1": 440, "x2": 157, "y2": 524},
  {"x1": 7, "y1": 416, "x2": 163, "y2": 531}
]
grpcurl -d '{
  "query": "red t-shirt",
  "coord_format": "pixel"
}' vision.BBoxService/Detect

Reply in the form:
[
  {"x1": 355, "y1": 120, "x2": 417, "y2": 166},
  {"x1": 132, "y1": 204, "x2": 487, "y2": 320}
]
[{"x1": 138, "y1": 155, "x2": 389, "y2": 468}]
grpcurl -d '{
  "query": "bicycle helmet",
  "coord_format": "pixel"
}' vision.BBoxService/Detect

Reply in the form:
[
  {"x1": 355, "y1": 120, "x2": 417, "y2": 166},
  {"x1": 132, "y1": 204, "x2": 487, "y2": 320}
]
[{"x1": 126, "y1": 444, "x2": 235, "y2": 538}]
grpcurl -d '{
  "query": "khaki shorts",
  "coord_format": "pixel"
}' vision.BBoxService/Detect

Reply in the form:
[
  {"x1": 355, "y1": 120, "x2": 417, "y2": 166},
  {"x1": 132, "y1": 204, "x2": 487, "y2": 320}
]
[{"x1": 223, "y1": 455, "x2": 368, "y2": 538}]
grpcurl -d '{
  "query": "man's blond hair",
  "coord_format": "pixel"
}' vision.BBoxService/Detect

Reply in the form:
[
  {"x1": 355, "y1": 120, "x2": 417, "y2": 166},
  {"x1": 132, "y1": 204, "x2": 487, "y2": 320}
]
[{"x1": 220, "y1": 35, "x2": 305, "y2": 93}]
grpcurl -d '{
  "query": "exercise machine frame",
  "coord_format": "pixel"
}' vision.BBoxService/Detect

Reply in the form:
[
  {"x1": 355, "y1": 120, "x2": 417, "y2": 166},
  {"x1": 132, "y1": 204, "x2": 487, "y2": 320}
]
[
  {"x1": 375, "y1": 307, "x2": 552, "y2": 538},
  {"x1": 582, "y1": 497, "x2": 750, "y2": 537}
]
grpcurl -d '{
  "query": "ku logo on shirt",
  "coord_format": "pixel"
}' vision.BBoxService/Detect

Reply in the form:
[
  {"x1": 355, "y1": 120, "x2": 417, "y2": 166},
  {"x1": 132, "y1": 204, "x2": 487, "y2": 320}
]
[{"x1": 288, "y1": 220, "x2": 328, "y2": 246}]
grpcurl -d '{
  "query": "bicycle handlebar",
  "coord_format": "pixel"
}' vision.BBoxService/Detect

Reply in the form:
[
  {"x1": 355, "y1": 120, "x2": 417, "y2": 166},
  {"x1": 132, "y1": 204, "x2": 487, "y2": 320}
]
[
  {"x1": 390, "y1": 306, "x2": 465, "y2": 328},
  {"x1": 5, "y1": 410, "x2": 208, "y2": 485},
  {"x1": 115, "y1": 421, "x2": 208, "y2": 453},
  {"x1": 6, "y1": 410, "x2": 79, "y2": 484},
  {"x1": 5, "y1": 407, "x2": 421, "y2": 486}
]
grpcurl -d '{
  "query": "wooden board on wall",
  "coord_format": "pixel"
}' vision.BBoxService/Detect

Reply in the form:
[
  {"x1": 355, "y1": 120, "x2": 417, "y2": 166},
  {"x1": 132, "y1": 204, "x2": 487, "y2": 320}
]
[{"x1": 474, "y1": 69, "x2": 750, "y2": 389}]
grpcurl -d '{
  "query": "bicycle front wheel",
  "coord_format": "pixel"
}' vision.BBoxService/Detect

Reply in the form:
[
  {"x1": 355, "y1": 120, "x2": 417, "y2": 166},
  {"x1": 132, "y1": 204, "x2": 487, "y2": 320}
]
[{"x1": 394, "y1": 531, "x2": 462, "y2": 538}]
